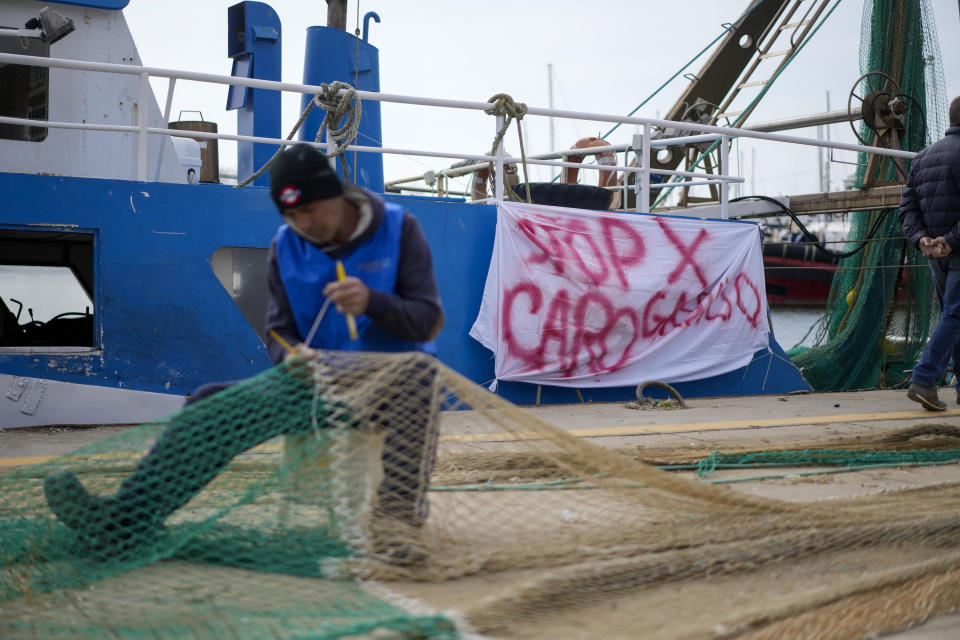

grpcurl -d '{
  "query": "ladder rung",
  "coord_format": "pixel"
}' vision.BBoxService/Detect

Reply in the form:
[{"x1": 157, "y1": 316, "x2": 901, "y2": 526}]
[
  {"x1": 737, "y1": 79, "x2": 769, "y2": 89},
  {"x1": 778, "y1": 20, "x2": 811, "y2": 30},
  {"x1": 715, "y1": 111, "x2": 742, "y2": 120},
  {"x1": 759, "y1": 49, "x2": 791, "y2": 59}
]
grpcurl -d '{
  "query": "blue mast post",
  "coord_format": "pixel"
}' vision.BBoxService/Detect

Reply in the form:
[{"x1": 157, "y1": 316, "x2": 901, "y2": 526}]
[
  {"x1": 299, "y1": 13, "x2": 384, "y2": 192},
  {"x1": 226, "y1": 1, "x2": 282, "y2": 187}
]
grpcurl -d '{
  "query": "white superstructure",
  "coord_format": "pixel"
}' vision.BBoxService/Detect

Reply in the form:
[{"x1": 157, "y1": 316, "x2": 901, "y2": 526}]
[{"x1": 0, "y1": 1, "x2": 185, "y2": 182}]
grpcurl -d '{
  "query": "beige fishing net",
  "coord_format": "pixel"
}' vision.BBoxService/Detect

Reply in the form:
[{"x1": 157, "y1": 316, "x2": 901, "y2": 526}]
[{"x1": 3, "y1": 350, "x2": 960, "y2": 639}]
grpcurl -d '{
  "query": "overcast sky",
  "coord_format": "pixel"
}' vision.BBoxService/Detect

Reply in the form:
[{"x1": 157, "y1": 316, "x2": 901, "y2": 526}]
[{"x1": 123, "y1": 0, "x2": 960, "y2": 198}]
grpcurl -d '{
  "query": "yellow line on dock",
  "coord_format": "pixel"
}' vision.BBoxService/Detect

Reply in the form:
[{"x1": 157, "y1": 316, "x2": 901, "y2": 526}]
[
  {"x1": 3, "y1": 408, "x2": 958, "y2": 468},
  {"x1": 1, "y1": 454, "x2": 61, "y2": 467},
  {"x1": 438, "y1": 408, "x2": 960, "y2": 443}
]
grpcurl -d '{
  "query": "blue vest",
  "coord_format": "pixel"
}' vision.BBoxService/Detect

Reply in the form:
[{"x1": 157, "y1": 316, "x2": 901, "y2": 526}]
[{"x1": 276, "y1": 203, "x2": 431, "y2": 353}]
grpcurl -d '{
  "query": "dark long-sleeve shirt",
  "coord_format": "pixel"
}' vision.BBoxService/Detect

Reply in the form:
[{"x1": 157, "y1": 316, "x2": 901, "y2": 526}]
[{"x1": 265, "y1": 188, "x2": 443, "y2": 364}]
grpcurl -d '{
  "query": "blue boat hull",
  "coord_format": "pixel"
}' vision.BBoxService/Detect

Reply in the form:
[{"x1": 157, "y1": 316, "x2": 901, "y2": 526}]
[{"x1": 0, "y1": 172, "x2": 809, "y2": 421}]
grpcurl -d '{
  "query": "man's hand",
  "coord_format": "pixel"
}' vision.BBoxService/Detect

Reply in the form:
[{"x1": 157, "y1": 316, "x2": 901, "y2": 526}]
[
  {"x1": 283, "y1": 342, "x2": 319, "y2": 380},
  {"x1": 918, "y1": 236, "x2": 952, "y2": 257},
  {"x1": 285, "y1": 342, "x2": 318, "y2": 363},
  {"x1": 322, "y1": 276, "x2": 370, "y2": 316},
  {"x1": 932, "y1": 237, "x2": 953, "y2": 257}
]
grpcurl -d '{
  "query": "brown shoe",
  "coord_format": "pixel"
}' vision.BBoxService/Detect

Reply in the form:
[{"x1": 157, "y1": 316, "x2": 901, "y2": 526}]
[{"x1": 907, "y1": 383, "x2": 947, "y2": 412}]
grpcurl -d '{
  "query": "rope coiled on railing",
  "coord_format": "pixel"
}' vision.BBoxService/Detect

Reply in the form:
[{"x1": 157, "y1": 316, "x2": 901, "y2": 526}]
[
  {"x1": 484, "y1": 93, "x2": 532, "y2": 203},
  {"x1": 237, "y1": 81, "x2": 362, "y2": 188}
]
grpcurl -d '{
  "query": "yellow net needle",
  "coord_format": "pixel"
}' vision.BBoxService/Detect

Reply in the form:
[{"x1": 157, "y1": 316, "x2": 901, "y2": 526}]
[
  {"x1": 335, "y1": 260, "x2": 359, "y2": 340},
  {"x1": 268, "y1": 330, "x2": 297, "y2": 356}
]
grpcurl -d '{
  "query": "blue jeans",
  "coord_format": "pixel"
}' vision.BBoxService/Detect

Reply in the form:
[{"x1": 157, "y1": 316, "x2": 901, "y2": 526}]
[{"x1": 911, "y1": 253, "x2": 960, "y2": 388}]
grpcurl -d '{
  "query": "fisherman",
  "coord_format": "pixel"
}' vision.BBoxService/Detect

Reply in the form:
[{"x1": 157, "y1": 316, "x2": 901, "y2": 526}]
[
  {"x1": 899, "y1": 95, "x2": 960, "y2": 411},
  {"x1": 44, "y1": 145, "x2": 445, "y2": 564},
  {"x1": 264, "y1": 145, "x2": 445, "y2": 540}
]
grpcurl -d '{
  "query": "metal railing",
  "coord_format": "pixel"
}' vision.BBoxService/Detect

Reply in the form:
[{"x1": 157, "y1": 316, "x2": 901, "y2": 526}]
[{"x1": 0, "y1": 51, "x2": 916, "y2": 219}]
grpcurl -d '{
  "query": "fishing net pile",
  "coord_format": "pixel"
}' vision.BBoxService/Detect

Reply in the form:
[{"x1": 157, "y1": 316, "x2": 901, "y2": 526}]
[
  {"x1": 5, "y1": 351, "x2": 960, "y2": 639},
  {"x1": 789, "y1": 0, "x2": 947, "y2": 390}
]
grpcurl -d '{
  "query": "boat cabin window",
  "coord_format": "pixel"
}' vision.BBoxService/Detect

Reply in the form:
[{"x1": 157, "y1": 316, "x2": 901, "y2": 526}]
[
  {"x1": 0, "y1": 230, "x2": 95, "y2": 349},
  {"x1": 0, "y1": 37, "x2": 50, "y2": 142},
  {"x1": 211, "y1": 247, "x2": 269, "y2": 342}
]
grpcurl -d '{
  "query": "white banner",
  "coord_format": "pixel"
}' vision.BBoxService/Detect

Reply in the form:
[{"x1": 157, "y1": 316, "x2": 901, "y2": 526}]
[{"x1": 470, "y1": 202, "x2": 770, "y2": 388}]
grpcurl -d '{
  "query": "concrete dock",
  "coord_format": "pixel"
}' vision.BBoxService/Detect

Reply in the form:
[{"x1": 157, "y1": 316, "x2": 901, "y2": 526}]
[{"x1": 4, "y1": 387, "x2": 959, "y2": 465}]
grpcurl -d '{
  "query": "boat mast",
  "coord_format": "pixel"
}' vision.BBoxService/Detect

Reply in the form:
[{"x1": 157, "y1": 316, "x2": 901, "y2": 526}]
[
  {"x1": 326, "y1": 0, "x2": 347, "y2": 30},
  {"x1": 548, "y1": 63, "x2": 555, "y2": 153}
]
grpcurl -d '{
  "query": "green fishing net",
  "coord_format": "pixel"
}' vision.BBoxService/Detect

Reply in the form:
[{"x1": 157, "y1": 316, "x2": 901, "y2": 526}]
[
  {"x1": 1, "y1": 356, "x2": 457, "y2": 639},
  {"x1": 789, "y1": 0, "x2": 948, "y2": 390}
]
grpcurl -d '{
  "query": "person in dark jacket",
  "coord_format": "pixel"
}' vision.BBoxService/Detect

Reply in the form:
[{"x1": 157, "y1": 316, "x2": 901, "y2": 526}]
[
  {"x1": 899, "y1": 96, "x2": 960, "y2": 411},
  {"x1": 43, "y1": 146, "x2": 444, "y2": 565}
]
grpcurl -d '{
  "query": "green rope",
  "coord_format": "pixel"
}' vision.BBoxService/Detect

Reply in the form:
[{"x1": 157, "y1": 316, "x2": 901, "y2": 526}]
[
  {"x1": 696, "y1": 447, "x2": 960, "y2": 478},
  {"x1": 707, "y1": 459, "x2": 960, "y2": 485}
]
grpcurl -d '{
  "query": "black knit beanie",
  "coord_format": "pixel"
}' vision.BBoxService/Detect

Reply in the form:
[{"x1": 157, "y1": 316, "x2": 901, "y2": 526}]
[{"x1": 269, "y1": 145, "x2": 344, "y2": 212}]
